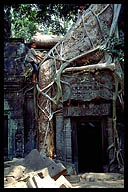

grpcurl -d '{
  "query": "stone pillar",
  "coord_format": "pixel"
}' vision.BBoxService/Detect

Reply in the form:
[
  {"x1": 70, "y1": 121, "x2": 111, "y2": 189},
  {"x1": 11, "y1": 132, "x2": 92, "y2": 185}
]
[
  {"x1": 55, "y1": 112, "x2": 64, "y2": 160},
  {"x1": 107, "y1": 118, "x2": 114, "y2": 161},
  {"x1": 64, "y1": 118, "x2": 72, "y2": 163}
]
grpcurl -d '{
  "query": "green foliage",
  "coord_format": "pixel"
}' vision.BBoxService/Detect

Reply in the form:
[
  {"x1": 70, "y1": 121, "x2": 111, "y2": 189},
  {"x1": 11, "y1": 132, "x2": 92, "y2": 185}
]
[
  {"x1": 5, "y1": 4, "x2": 90, "y2": 42},
  {"x1": 98, "y1": 35, "x2": 124, "y2": 66},
  {"x1": 9, "y1": 4, "x2": 38, "y2": 41},
  {"x1": 106, "y1": 36, "x2": 124, "y2": 64}
]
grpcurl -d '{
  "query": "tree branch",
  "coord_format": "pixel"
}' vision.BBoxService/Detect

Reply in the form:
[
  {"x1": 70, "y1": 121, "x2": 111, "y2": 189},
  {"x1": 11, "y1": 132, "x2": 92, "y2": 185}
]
[{"x1": 62, "y1": 62, "x2": 115, "y2": 73}]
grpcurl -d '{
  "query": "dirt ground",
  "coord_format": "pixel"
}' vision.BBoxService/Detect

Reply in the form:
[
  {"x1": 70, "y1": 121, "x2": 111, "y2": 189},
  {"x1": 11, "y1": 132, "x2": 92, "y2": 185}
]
[
  {"x1": 4, "y1": 155, "x2": 124, "y2": 188},
  {"x1": 65, "y1": 173, "x2": 124, "y2": 188},
  {"x1": 4, "y1": 172, "x2": 124, "y2": 188},
  {"x1": 72, "y1": 177, "x2": 124, "y2": 188}
]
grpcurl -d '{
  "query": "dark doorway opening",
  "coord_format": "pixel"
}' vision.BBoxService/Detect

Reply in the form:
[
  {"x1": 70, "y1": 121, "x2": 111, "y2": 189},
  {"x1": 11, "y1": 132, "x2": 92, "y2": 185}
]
[
  {"x1": 72, "y1": 117, "x2": 103, "y2": 173},
  {"x1": 4, "y1": 116, "x2": 8, "y2": 159}
]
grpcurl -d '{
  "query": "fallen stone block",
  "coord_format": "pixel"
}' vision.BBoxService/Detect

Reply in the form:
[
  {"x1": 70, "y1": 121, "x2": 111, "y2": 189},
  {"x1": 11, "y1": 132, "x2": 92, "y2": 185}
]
[
  {"x1": 66, "y1": 166, "x2": 75, "y2": 175},
  {"x1": 34, "y1": 162, "x2": 67, "y2": 180},
  {"x1": 5, "y1": 176, "x2": 16, "y2": 184},
  {"x1": 37, "y1": 167, "x2": 49, "y2": 178},
  {"x1": 65, "y1": 175, "x2": 80, "y2": 183},
  {"x1": 54, "y1": 160, "x2": 76, "y2": 175},
  {"x1": 24, "y1": 149, "x2": 55, "y2": 172},
  {"x1": 4, "y1": 165, "x2": 25, "y2": 180},
  {"x1": 81, "y1": 172, "x2": 124, "y2": 181},
  {"x1": 24, "y1": 149, "x2": 67, "y2": 180},
  {"x1": 27, "y1": 177, "x2": 37, "y2": 188},
  {"x1": 4, "y1": 158, "x2": 25, "y2": 168},
  {"x1": 24, "y1": 149, "x2": 45, "y2": 171},
  {"x1": 18, "y1": 169, "x2": 48, "y2": 183},
  {"x1": 32, "y1": 175, "x2": 59, "y2": 188},
  {"x1": 30, "y1": 162, "x2": 66, "y2": 180},
  {"x1": 40, "y1": 151, "x2": 56, "y2": 165},
  {"x1": 17, "y1": 175, "x2": 30, "y2": 182},
  {"x1": 55, "y1": 175, "x2": 73, "y2": 188},
  {"x1": 48, "y1": 162, "x2": 67, "y2": 180},
  {"x1": 4, "y1": 181, "x2": 28, "y2": 188},
  {"x1": 86, "y1": 176, "x2": 95, "y2": 182}
]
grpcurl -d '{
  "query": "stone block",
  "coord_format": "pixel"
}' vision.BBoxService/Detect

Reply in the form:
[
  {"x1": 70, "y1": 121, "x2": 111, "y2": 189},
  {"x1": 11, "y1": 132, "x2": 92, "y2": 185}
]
[
  {"x1": 65, "y1": 175, "x2": 80, "y2": 183},
  {"x1": 24, "y1": 149, "x2": 55, "y2": 171},
  {"x1": 37, "y1": 167, "x2": 49, "y2": 178},
  {"x1": 55, "y1": 175, "x2": 72, "y2": 188},
  {"x1": 48, "y1": 162, "x2": 67, "y2": 180},
  {"x1": 81, "y1": 172, "x2": 124, "y2": 181},
  {"x1": 4, "y1": 165, "x2": 25, "y2": 179},
  {"x1": 5, "y1": 176, "x2": 16, "y2": 183},
  {"x1": 5, "y1": 181, "x2": 28, "y2": 188},
  {"x1": 32, "y1": 175, "x2": 58, "y2": 188},
  {"x1": 27, "y1": 177, "x2": 37, "y2": 188},
  {"x1": 4, "y1": 158, "x2": 25, "y2": 168}
]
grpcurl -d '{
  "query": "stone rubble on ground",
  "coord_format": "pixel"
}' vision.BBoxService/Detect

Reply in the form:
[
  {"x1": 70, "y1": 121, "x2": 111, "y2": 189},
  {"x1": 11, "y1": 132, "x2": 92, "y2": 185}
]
[
  {"x1": 4, "y1": 149, "x2": 124, "y2": 188},
  {"x1": 4, "y1": 149, "x2": 72, "y2": 188},
  {"x1": 81, "y1": 172, "x2": 124, "y2": 181}
]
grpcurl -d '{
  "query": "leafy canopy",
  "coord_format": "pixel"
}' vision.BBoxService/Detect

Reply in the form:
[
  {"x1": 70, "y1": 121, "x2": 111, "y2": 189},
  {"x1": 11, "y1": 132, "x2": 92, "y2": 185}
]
[{"x1": 5, "y1": 4, "x2": 90, "y2": 42}]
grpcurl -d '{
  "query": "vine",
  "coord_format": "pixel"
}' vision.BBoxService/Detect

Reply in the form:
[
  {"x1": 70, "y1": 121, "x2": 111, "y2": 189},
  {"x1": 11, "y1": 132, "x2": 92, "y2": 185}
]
[{"x1": 23, "y1": 4, "x2": 124, "y2": 167}]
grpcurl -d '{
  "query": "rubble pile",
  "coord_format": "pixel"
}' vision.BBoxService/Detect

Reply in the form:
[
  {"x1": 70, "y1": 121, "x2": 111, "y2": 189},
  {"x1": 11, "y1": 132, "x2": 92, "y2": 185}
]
[
  {"x1": 4, "y1": 149, "x2": 124, "y2": 188},
  {"x1": 4, "y1": 149, "x2": 73, "y2": 188},
  {"x1": 74, "y1": 172, "x2": 124, "y2": 188}
]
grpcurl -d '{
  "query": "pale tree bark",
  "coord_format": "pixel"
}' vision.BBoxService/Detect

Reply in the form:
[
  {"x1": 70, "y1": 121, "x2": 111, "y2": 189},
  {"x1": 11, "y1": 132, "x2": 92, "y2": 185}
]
[{"x1": 36, "y1": 3, "x2": 123, "y2": 170}]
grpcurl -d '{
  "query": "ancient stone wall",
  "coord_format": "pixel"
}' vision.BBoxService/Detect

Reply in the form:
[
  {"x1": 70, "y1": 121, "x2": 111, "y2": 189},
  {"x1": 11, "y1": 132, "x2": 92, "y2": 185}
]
[
  {"x1": 61, "y1": 70, "x2": 114, "y2": 102},
  {"x1": 4, "y1": 39, "x2": 36, "y2": 160}
]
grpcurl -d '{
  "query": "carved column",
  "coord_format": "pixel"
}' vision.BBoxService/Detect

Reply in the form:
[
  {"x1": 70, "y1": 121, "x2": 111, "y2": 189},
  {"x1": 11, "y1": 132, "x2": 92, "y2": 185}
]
[
  {"x1": 64, "y1": 118, "x2": 72, "y2": 163},
  {"x1": 55, "y1": 112, "x2": 64, "y2": 160},
  {"x1": 107, "y1": 118, "x2": 114, "y2": 161}
]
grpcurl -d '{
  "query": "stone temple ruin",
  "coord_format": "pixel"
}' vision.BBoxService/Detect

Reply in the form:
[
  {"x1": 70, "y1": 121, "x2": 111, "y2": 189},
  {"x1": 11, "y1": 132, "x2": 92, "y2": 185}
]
[{"x1": 4, "y1": 4, "x2": 124, "y2": 174}]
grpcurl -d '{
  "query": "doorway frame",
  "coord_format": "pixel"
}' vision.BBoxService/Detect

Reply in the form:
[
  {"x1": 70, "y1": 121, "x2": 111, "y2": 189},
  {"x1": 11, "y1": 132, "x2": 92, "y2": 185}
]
[{"x1": 71, "y1": 116, "x2": 106, "y2": 173}]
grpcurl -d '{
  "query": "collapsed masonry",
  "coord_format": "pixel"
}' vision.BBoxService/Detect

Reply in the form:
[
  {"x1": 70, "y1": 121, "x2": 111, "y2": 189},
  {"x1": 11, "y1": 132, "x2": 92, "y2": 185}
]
[
  {"x1": 35, "y1": 4, "x2": 124, "y2": 173},
  {"x1": 4, "y1": 149, "x2": 124, "y2": 188},
  {"x1": 4, "y1": 4, "x2": 124, "y2": 174},
  {"x1": 4, "y1": 149, "x2": 73, "y2": 188}
]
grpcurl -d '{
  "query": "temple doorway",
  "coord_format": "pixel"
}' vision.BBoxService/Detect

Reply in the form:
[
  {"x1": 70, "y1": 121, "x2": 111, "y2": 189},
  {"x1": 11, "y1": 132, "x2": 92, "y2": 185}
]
[{"x1": 71, "y1": 117, "x2": 103, "y2": 173}]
